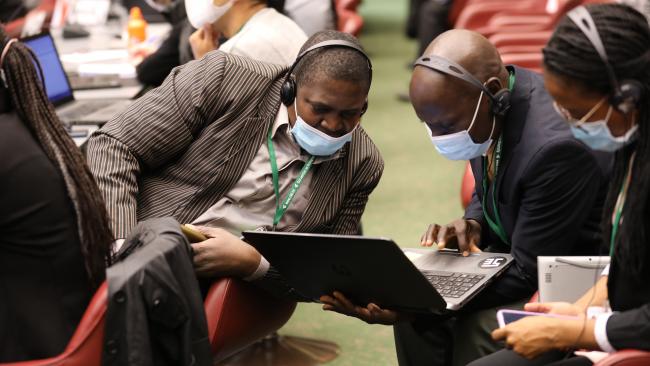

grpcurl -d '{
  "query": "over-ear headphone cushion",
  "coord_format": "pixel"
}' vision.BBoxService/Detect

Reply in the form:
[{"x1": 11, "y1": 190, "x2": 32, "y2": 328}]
[
  {"x1": 280, "y1": 78, "x2": 296, "y2": 106},
  {"x1": 490, "y1": 89, "x2": 511, "y2": 117},
  {"x1": 611, "y1": 79, "x2": 644, "y2": 114}
]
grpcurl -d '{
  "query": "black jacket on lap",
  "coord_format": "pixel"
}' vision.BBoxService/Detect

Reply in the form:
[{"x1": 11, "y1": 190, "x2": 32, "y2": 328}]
[{"x1": 103, "y1": 217, "x2": 212, "y2": 366}]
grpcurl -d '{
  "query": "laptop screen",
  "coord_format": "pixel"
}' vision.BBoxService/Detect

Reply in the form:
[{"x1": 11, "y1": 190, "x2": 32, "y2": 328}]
[{"x1": 22, "y1": 33, "x2": 74, "y2": 106}]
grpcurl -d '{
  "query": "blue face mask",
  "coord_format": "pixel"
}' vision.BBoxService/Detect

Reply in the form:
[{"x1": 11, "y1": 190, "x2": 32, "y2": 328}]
[
  {"x1": 290, "y1": 102, "x2": 355, "y2": 156},
  {"x1": 554, "y1": 98, "x2": 638, "y2": 152},
  {"x1": 426, "y1": 91, "x2": 495, "y2": 161}
]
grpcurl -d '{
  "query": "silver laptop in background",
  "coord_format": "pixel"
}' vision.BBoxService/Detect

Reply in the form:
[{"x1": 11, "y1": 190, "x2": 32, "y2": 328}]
[
  {"x1": 21, "y1": 32, "x2": 132, "y2": 125},
  {"x1": 537, "y1": 256, "x2": 610, "y2": 303}
]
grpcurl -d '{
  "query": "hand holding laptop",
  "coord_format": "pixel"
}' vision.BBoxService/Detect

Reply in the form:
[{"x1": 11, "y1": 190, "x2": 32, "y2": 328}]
[
  {"x1": 421, "y1": 218, "x2": 483, "y2": 257},
  {"x1": 320, "y1": 291, "x2": 412, "y2": 325},
  {"x1": 185, "y1": 224, "x2": 261, "y2": 278}
]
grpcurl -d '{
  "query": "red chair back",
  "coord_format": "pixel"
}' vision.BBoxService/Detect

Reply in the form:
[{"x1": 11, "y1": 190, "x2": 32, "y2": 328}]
[
  {"x1": 204, "y1": 278, "x2": 297, "y2": 362},
  {"x1": 0, "y1": 282, "x2": 107, "y2": 366},
  {"x1": 461, "y1": 162, "x2": 475, "y2": 209}
]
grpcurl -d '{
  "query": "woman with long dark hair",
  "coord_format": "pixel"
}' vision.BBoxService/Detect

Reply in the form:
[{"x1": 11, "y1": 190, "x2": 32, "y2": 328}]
[
  {"x1": 0, "y1": 28, "x2": 114, "y2": 361},
  {"x1": 469, "y1": 3, "x2": 650, "y2": 366}
]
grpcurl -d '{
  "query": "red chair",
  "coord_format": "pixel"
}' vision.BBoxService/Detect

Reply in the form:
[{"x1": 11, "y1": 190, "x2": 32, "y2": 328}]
[
  {"x1": 0, "y1": 282, "x2": 108, "y2": 366},
  {"x1": 489, "y1": 31, "x2": 552, "y2": 53},
  {"x1": 335, "y1": 0, "x2": 364, "y2": 36},
  {"x1": 337, "y1": 0, "x2": 362, "y2": 12},
  {"x1": 461, "y1": 162, "x2": 475, "y2": 209},
  {"x1": 337, "y1": 9, "x2": 364, "y2": 36},
  {"x1": 595, "y1": 350, "x2": 650, "y2": 366},
  {"x1": 204, "y1": 278, "x2": 297, "y2": 362},
  {"x1": 454, "y1": 0, "x2": 552, "y2": 31}
]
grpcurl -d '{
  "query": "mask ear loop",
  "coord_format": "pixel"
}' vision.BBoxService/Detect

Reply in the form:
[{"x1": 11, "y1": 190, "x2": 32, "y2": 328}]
[
  {"x1": 487, "y1": 115, "x2": 496, "y2": 141},
  {"x1": 466, "y1": 91, "x2": 485, "y2": 133},
  {"x1": 0, "y1": 39, "x2": 18, "y2": 89}
]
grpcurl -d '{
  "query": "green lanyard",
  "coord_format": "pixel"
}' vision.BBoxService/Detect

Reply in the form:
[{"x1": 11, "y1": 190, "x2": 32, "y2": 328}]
[
  {"x1": 268, "y1": 123, "x2": 315, "y2": 229},
  {"x1": 482, "y1": 135, "x2": 509, "y2": 245},
  {"x1": 610, "y1": 152, "x2": 635, "y2": 255},
  {"x1": 480, "y1": 71, "x2": 515, "y2": 246}
]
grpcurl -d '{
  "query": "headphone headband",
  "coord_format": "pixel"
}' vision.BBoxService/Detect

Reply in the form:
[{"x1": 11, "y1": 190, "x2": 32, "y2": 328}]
[
  {"x1": 567, "y1": 6, "x2": 643, "y2": 114},
  {"x1": 567, "y1": 6, "x2": 621, "y2": 93},
  {"x1": 415, "y1": 55, "x2": 497, "y2": 103},
  {"x1": 280, "y1": 39, "x2": 373, "y2": 106},
  {"x1": 414, "y1": 55, "x2": 511, "y2": 117}
]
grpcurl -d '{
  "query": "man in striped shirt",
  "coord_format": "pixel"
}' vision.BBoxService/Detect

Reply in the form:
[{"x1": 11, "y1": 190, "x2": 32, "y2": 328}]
[{"x1": 87, "y1": 30, "x2": 383, "y2": 299}]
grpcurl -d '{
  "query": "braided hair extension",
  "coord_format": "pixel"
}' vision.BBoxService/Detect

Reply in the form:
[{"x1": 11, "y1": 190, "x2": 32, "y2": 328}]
[
  {"x1": 0, "y1": 28, "x2": 113, "y2": 288},
  {"x1": 543, "y1": 3, "x2": 650, "y2": 275}
]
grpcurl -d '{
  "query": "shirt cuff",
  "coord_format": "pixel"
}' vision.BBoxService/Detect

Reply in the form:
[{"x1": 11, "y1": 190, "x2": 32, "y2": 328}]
[
  {"x1": 243, "y1": 255, "x2": 270, "y2": 281},
  {"x1": 594, "y1": 312, "x2": 617, "y2": 353}
]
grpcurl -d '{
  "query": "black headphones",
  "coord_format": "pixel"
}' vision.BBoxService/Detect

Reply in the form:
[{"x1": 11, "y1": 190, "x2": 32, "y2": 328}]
[
  {"x1": 414, "y1": 55, "x2": 512, "y2": 118},
  {"x1": 280, "y1": 39, "x2": 373, "y2": 114},
  {"x1": 568, "y1": 6, "x2": 643, "y2": 114}
]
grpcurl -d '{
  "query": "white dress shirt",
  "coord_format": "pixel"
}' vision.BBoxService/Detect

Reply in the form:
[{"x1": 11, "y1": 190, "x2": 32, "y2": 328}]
[{"x1": 219, "y1": 7, "x2": 307, "y2": 66}]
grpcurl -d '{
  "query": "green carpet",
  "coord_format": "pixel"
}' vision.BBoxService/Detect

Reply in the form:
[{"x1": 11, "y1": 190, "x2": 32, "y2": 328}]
[{"x1": 279, "y1": 1, "x2": 466, "y2": 364}]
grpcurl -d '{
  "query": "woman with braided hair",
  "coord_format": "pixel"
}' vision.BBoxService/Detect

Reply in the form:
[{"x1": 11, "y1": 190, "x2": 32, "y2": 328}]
[
  {"x1": 470, "y1": 3, "x2": 650, "y2": 366},
  {"x1": 0, "y1": 28, "x2": 113, "y2": 361}
]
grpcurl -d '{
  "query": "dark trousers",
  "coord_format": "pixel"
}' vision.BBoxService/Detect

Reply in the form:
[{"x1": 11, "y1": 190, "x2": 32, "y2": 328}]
[
  {"x1": 468, "y1": 350, "x2": 593, "y2": 366},
  {"x1": 416, "y1": 1, "x2": 452, "y2": 56},
  {"x1": 394, "y1": 287, "x2": 528, "y2": 366}
]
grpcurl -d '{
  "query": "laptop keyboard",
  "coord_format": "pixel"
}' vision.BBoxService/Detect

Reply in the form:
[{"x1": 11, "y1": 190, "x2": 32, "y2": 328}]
[
  {"x1": 421, "y1": 271, "x2": 486, "y2": 298},
  {"x1": 59, "y1": 101, "x2": 115, "y2": 122}
]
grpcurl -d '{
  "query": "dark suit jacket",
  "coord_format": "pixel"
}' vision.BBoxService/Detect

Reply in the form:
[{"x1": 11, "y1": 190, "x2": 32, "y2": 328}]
[
  {"x1": 463, "y1": 66, "x2": 612, "y2": 306},
  {"x1": 606, "y1": 257, "x2": 650, "y2": 351},
  {"x1": 103, "y1": 217, "x2": 212, "y2": 366},
  {"x1": 0, "y1": 112, "x2": 91, "y2": 362}
]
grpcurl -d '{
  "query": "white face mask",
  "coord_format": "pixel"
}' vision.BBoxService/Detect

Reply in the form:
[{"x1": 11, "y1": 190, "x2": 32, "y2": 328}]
[
  {"x1": 185, "y1": 0, "x2": 233, "y2": 29},
  {"x1": 426, "y1": 91, "x2": 495, "y2": 161}
]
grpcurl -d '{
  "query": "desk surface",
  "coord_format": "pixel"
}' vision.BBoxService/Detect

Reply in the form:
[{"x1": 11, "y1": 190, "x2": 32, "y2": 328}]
[{"x1": 50, "y1": 22, "x2": 170, "y2": 146}]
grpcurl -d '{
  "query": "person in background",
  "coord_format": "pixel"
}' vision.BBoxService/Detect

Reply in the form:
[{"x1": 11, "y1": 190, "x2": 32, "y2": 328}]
[
  {"x1": 282, "y1": 0, "x2": 336, "y2": 36},
  {"x1": 321, "y1": 29, "x2": 611, "y2": 366},
  {"x1": 399, "y1": 0, "x2": 453, "y2": 102},
  {"x1": 0, "y1": 29, "x2": 113, "y2": 361},
  {"x1": 135, "y1": 0, "x2": 194, "y2": 86},
  {"x1": 470, "y1": 4, "x2": 650, "y2": 365},
  {"x1": 0, "y1": 0, "x2": 28, "y2": 23},
  {"x1": 186, "y1": 0, "x2": 306, "y2": 63}
]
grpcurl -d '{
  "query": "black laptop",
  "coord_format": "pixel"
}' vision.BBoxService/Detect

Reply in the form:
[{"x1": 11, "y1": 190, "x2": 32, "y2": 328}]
[{"x1": 242, "y1": 231, "x2": 514, "y2": 313}]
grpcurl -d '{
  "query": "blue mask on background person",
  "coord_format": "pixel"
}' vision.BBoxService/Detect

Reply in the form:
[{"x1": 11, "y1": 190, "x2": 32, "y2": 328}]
[
  {"x1": 290, "y1": 102, "x2": 355, "y2": 156},
  {"x1": 568, "y1": 105, "x2": 638, "y2": 152},
  {"x1": 426, "y1": 91, "x2": 495, "y2": 161},
  {"x1": 554, "y1": 98, "x2": 638, "y2": 152}
]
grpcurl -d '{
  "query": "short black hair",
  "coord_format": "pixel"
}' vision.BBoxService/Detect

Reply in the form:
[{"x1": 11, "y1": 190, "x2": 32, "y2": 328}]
[{"x1": 293, "y1": 30, "x2": 372, "y2": 92}]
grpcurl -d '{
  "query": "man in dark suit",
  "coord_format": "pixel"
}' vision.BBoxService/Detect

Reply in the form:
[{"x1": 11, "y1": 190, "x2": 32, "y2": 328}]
[
  {"x1": 320, "y1": 29, "x2": 610, "y2": 366},
  {"x1": 87, "y1": 30, "x2": 383, "y2": 299}
]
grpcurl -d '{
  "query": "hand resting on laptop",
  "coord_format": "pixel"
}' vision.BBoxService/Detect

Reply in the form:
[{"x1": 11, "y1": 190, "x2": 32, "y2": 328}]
[{"x1": 421, "y1": 218, "x2": 483, "y2": 257}]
